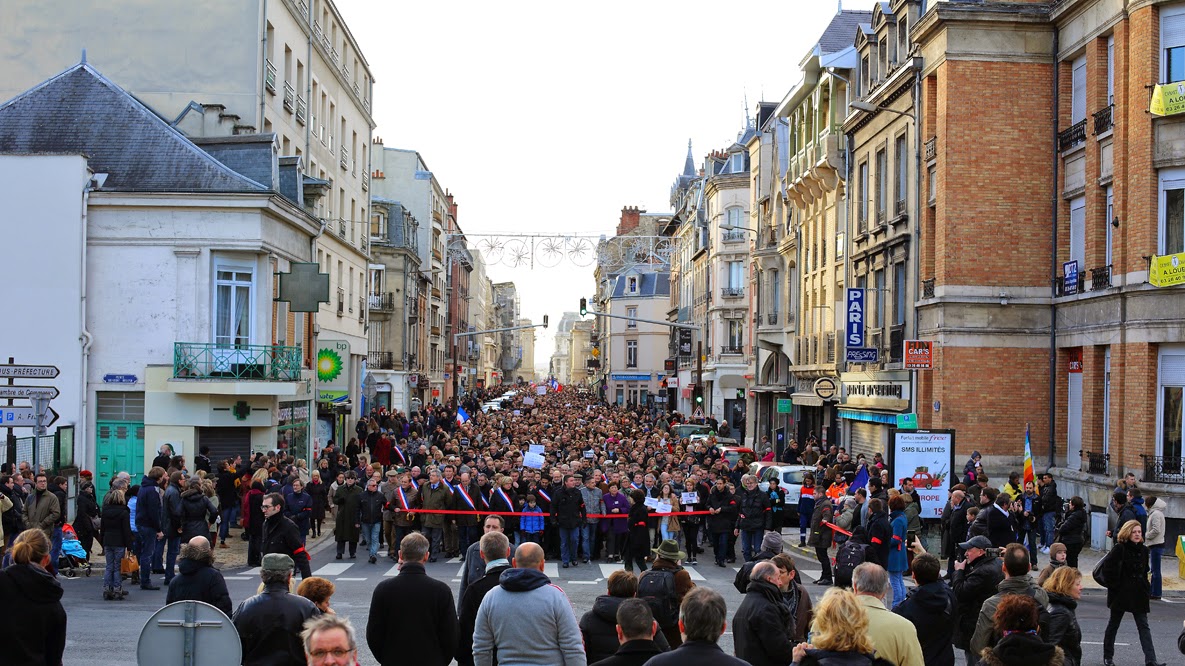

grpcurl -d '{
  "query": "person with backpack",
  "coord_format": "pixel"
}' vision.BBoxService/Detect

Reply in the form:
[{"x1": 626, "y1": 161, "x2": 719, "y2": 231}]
[
  {"x1": 637, "y1": 539, "x2": 694, "y2": 649},
  {"x1": 734, "y1": 531, "x2": 783, "y2": 593},
  {"x1": 834, "y1": 525, "x2": 874, "y2": 589},
  {"x1": 865, "y1": 498, "x2": 892, "y2": 567},
  {"x1": 893, "y1": 552, "x2": 955, "y2": 666}
]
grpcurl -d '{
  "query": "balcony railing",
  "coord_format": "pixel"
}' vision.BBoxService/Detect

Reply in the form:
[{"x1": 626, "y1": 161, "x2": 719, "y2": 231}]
[
  {"x1": 368, "y1": 351, "x2": 394, "y2": 370},
  {"x1": 924, "y1": 137, "x2": 936, "y2": 161},
  {"x1": 922, "y1": 278, "x2": 936, "y2": 299},
  {"x1": 766, "y1": 312, "x2": 779, "y2": 325},
  {"x1": 825, "y1": 333, "x2": 835, "y2": 363},
  {"x1": 894, "y1": 197, "x2": 906, "y2": 217},
  {"x1": 368, "y1": 292, "x2": 395, "y2": 312},
  {"x1": 340, "y1": 147, "x2": 349, "y2": 170},
  {"x1": 1093, "y1": 104, "x2": 1114, "y2": 135},
  {"x1": 283, "y1": 82, "x2": 295, "y2": 112},
  {"x1": 331, "y1": 46, "x2": 340, "y2": 65},
  {"x1": 336, "y1": 289, "x2": 344, "y2": 315},
  {"x1": 295, "y1": 0, "x2": 308, "y2": 19},
  {"x1": 431, "y1": 325, "x2": 442, "y2": 337},
  {"x1": 721, "y1": 286, "x2": 744, "y2": 298},
  {"x1": 1090, "y1": 265, "x2": 1112, "y2": 291},
  {"x1": 295, "y1": 96, "x2": 307, "y2": 125},
  {"x1": 264, "y1": 60, "x2": 277, "y2": 94},
  {"x1": 1082, "y1": 451, "x2": 1109, "y2": 476},
  {"x1": 1141, "y1": 454, "x2": 1185, "y2": 484},
  {"x1": 358, "y1": 297, "x2": 365, "y2": 321},
  {"x1": 173, "y1": 342, "x2": 301, "y2": 381},
  {"x1": 362, "y1": 172, "x2": 369, "y2": 191},
  {"x1": 1058, "y1": 119, "x2": 1087, "y2": 151},
  {"x1": 720, "y1": 345, "x2": 744, "y2": 355},
  {"x1": 722, "y1": 229, "x2": 746, "y2": 243},
  {"x1": 337, "y1": 218, "x2": 347, "y2": 238}
]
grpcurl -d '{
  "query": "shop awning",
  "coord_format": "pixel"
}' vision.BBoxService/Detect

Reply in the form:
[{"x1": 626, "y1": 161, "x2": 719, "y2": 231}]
[
  {"x1": 837, "y1": 408, "x2": 899, "y2": 425},
  {"x1": 717, "y1": 374, "x2": 747, "y2": 389},
  {"x1": 790, "y1": 392, "x2": 824, "y2": 407}
]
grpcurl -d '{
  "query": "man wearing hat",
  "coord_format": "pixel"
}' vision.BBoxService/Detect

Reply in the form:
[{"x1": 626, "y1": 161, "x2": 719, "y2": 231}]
[
  {"x1": 232, "y1": 553, "x2": 320, "y2": 666},
  {"x1": 733, "y1": 531, "x2": 783, "y2": 593},
  {"x1": 637, "y1": 539, "x2": 695, "y2": 649},
  {"x1": 950, "y1": 534, "x2": 1003, "y2": 666}
]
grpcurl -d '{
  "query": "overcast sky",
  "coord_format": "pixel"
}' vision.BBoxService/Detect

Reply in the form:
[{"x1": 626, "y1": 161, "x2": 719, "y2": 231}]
[{"x1": 338, "y1": 0, "x2": 881, "y2": 372}]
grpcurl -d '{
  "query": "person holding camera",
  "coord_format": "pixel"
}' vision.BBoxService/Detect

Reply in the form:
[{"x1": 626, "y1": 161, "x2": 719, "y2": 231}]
[{"x1": 950, "y1": 535, "x2": 1003, "y2": 666}]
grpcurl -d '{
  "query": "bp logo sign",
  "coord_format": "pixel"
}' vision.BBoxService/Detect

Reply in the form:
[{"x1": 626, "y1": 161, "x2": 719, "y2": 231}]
[
  {"x1": 317, "y1": 340, "x2": 351, "y2": 402},
  {"x1": 317, "y1": 348, "x2": 344, "y2": 383}
]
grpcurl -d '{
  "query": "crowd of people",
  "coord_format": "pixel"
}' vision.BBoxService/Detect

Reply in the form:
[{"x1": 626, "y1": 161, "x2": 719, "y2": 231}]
[{"x1": 0, "y1": 383, "x2": 1180, "y2": 666}]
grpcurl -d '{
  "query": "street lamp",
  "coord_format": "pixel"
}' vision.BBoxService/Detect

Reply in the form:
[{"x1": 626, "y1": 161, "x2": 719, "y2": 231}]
[
  {"x1": 849, "y1": 99, "x2": 916, "y2": 120},
  {"x1": 720, "y1": 223, "x2": 758, "y2": 234}
]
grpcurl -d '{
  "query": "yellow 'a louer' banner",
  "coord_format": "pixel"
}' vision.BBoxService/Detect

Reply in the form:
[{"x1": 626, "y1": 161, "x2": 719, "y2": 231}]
[
  {"x1": 1149, "y1": 252, "x2": 1185, "y2": 287},
  {"x1": 1150, "y1": 83, "x2": 1185, "y2": 117}
]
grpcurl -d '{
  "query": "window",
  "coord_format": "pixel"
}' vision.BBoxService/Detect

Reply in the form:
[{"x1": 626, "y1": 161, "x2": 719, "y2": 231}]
[
  {"x1": 1069, "y1": 197, "x2": 1085, "y2": 270},
  {"x1": 274, "y1": 298, "x2": 288, "y2": 346},
  {"x1": 725, "y1": 261, "x2": 743, "y2": 290},
  {"x1": 879, "y1": 37, "x2": 888, "y2": 78},
  {"x1": 1071, "y1": 55, "x2": 1086, "y2": 124},
  {"x1": 730, "y1": 153, "x2": 745, "y2": 173},
  {"x1": 770, "y1": 269, "x2": 780, "y2": 315},
  {"x1": 858, "y1": 161, "x2": 869, "y2": 231},
  {"x1": 371, "y1": 211, "x2": 387, "y2": 239},
  {"x1": 1159, "y1": 168, "x2": 1185, "y2": 254},
  {"x1": 215, "y1": 265, "x2": 253, "y2": 346},
  {"x1": 895, "y1": 133, "x2": 908, "y2": 213},
  {"x1": 861, "y1": 54, "x2": 870, "y2": 96},
  {"x1": 627, "y1": 276, "x2": 638, "y2": 294},
  {"x1": 894, "y1": 263, "x2": 907, "y2": 326},
  {"x1": 1107, "y1": 36, "x2": 1115, "y2": 105},
  {"x1": 1159, "y1": 347, "x2": 1185, "y2": 460},
  {"x1": 928, "y1": 166, "x2": 936, "y2": 206},
  {"x1": 627, "y1": 340, "x2": 638, "y2": 368},
  {"x1": 627, "y1": 307, "x2": 637, "y2": 329},
  {"x1": 1105, "y1": 186, "x2": 1114, "y2": 266},
  {"x1": 875, "y1": 148, "x2": 887, "y2": 222},
  {"x1": 368, "y1": 267, "x2": 384, "y2": 297},
  {"x1": 1164, "y1": 6, "x2": 1185, "y2": 83},
  {"x1": 899, "y1": 16, "x2": 909, "y2": 57},
  {"x1": 728, "y1": 320, "x2": 744, "y2": 348},
  {"x1": 726, "y1": 207, "x2": 744, "y2": 230},
  {"x1": 873, "y1": 269, "x2": 884, "y2": 328}
]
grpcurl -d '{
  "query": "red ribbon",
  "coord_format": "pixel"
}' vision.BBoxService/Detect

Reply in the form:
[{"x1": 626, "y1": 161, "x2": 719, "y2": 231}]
[{"x1": 398, "y1": 508, "x2": 715, "y2": 518}]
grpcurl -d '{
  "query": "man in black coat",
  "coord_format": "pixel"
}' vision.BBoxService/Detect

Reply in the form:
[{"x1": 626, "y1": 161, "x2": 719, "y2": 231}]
[
  {"x1": 866, "y1": 498, "x2": 893, "y2": 567},
  {"x1": 166, "y1": 537, "x2": 233, "y2": 617},
  {"x1": 260, "y1": 493, "x2": 311, "y2": 579},
  {"x1": 367, "y1": 532, "x2": 457, "y2": 666},
  {"x1": 553, "y1": 474, "x2": 586, "y2": 568},
  {"x1": 232, "y1": 553, "x2": 320, "y2": 666},
  {"x1": 987, "y1": 493, "x2": 1018, "y2": 548},
  {"x1": 893, "y1": 552, "x2": 955, "y2": 666},
  {"x1": 731, "y1": 561, "x2": 795, "y2": 666},
  {"x1": 590, "y1": 599, "x2": 666, "y2": 666},
  {"x1": 733, "y1": 531, "x2": 782, "y2": 593},
  {"x1": 456, "y1": 531, "x2": 513, "y2": 666},
  {"x1": 950, "y1": 535, "x2": 1004, "y2": 666},
  {"x1": 945, "y1": 490, "x2": 970, "y2": 578}
]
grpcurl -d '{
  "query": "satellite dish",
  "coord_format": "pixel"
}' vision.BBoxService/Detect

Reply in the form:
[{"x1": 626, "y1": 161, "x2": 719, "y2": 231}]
[{"x1": 137, "y1": 601, "x2": 241, "y2": 666}]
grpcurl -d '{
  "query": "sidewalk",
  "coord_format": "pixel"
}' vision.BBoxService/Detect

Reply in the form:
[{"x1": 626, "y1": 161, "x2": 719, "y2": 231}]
[
  {"x1": 211, "y1": 516, "x2": 339, "y2": 570},
  {"x1": 787, "y1": 540, "x2": 1185, "y2": 595}
]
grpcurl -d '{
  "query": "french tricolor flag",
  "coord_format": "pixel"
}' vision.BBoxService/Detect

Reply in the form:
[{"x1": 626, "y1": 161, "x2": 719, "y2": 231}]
[{"x1": 456, "y1": 406, "x2": 470, "y2": 425}]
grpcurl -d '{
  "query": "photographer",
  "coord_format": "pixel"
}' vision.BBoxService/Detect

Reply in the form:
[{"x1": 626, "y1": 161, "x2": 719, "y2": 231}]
[{"x1": 950, "y1": 535, "x2": 1003, "y2": 665}]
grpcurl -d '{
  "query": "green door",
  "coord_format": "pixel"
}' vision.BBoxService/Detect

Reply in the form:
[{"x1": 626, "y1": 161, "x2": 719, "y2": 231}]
[{"x1": 94, "y1": 391, "x2": 145, "y2": 495}]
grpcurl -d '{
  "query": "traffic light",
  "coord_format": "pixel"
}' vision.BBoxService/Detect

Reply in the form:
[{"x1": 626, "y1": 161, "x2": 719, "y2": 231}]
[
  {"x1": 579, "y1": 298, "x2": 587, "y2": 316},
  {"x1": 694, "y1": 391, "x2": 703, "y2": 405}
]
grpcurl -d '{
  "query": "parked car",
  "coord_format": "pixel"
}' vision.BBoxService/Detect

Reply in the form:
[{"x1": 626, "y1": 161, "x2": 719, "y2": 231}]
[
  {"x1": 755, "y1": 465, "x2": 815, "y2": 522},
  {"x1": 673, "y1": 424, "x2": 714, "y2": 440},
  {"x1": 719, "y1": 444, "x2": 753, "y2": 467}
]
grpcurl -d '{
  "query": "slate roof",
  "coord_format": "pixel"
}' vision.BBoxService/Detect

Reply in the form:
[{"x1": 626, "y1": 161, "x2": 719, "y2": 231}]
[
  {"x1": 0, "y1": 63, "x2": 267, "y2": 192},
  {"x1": 612, "y1": 271, "x2": 671, "y2": 299},
  {"x1": 817, "y1": 9, "x2": 874, "y2": 55}
]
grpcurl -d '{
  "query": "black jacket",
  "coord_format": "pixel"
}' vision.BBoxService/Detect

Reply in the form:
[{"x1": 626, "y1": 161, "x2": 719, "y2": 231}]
[
  {"x1": 553, "y1": 485, "x2": 586, "y2": 529},
  {"x1": 1045, "y1": 592, "x2": 1081, "y2": 666},
  {"x1": 867, "y1": 511, "x2": 893, "y2": 566},
  {"x1": 589, "y1": 639, "x2": 665, "y2": 666},
  {"x1": 261, "y1": 512, "x2": 310, "y2": 577},
  {"x1": 948, "y1": 501, "x2": 971, "y2": 556},
  {"x1": 1101, "y1": 540, "x2": 1151, "y2": 614},
  {"x1": 975, "y1": 631, "x2": 1063, "y2": 666},
  {"x1": 367, "y1": 562, "x2": 457, "y2": 666},
  {"x1": 643, "y1": 639, "x2": 751, "y2": 666},
  {"x1": 178, "y1": 489, "x2": 217, "y2": 542},
  {"x1": 357, "y1": 489, "x2": 385, "y2": 525},
  {"x1": 100, "y1": 502, "x2": 134, "y2": 548},
  {"x1": 986, "y1": 505, "x2": 1017, "y2": 548},
  {"x1": 736, "y1": 487, "x2": 771, "y2": 531},
  {"x1": 732, "y1": 579, "x2": 795, "y2": 666},
  {"x1": 707, "y1": 487, "x2": 738, "y2": 534},
  {"x1": 74, "y1": 490, "x2": 100, "y2": 537},
  {"x1": 215, "y1": 472, "x2": 238, "y2": 513},
  {"x1": 951, "y1": 555, "x2": 1003, "y2": 649},
  {"x1": 0, "y1": 562, "x2": 66, "y2": 666},
  {"x1": 135, "y1": 476, "x2": 162, "y2": 530},
  {"x1": 733, "y1": 549, "x2": 776, "y2": 593},
  {"x1": 579, "y1": 594, "x2": 671, "y2": 663},
  {"x1": 894, "y1": 580, "x2": 956, "y2": 666},
  {"x1": 166, "y1": 556, "x2": 233, "y2": 617},
  {"x1": 232, "y1": 582, "x2": 320, "y2": 666},
  {"x1": 457, "y1": 563, "x2": 511, "y2": 666},
  {"x1": 1056, "y1": 507, "x2": 1087, "y2": 545},
  {"x1": 1038, "y1": 482, "x2": 1061, "y2": 514}
]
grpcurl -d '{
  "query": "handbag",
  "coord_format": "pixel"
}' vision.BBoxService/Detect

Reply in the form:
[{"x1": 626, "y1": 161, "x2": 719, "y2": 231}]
[
  {"x1": 1091, "y1": 547, "x2": 1115, "y2": 588},
  {"x1": 91, "y1": 515, "x2": 101, "y2": 531},
  {"x1": 120, "y1": 551, "x2": 139, "y2": 576}
]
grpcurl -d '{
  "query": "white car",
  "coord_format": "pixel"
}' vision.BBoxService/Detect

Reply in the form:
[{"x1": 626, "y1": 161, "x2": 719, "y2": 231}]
[
  {"x1": 755, "y1": 464, "x2": 816, "y2": 521},
  {"x1": 481, "y1": 401, "x2": 502, "y2": 413}
]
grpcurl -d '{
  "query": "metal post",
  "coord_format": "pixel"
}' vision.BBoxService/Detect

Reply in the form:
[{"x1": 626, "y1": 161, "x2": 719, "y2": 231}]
[
  {"x1": 451, "y1": 342, "x2": 459, "y2": 407},
  {"x1": 5, "y1": 357, "x2": 13, "y2": 468},
  {"x1": 696, "y1": 340, "x2": 703, "y2": 420}
]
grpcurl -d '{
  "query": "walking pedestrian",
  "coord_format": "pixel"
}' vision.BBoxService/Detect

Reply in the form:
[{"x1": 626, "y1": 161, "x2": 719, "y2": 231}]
[
  {"x1": 166, "y1": 536, "x2": 232, "y2": 616},
  {"x1": 367, "y1": 532, "x2": 457, "y2": 666},
  {"x1": 1043, "y1": 565, "x2": 1083, "y2": 666},
  {"x1": 1097, "y1": 520, "x2": 1165, "y2": 666},
  {"x1": 357, "y1": 477, "x2": 385, "y2": 563},
  {"x1": 332, "y1": 471, "x2": 362, "y2": 560},
  {"x1": 261, "y1": 492, "x2": 312, "y2": 578},
  {"x1": 232, "y1": 553, "x2": 320, "y2": 666}
]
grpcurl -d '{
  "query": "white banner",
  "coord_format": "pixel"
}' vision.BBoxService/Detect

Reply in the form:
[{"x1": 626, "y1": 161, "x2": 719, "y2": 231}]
[{"x1": 890, "y1": 429, "x2": 956, "y2": 518}]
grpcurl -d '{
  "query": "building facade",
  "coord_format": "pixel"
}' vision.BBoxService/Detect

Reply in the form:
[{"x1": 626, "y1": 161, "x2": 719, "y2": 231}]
[
  {"x1": 366, "y1": 196, "x2": 420, "y2": 414},
  {"x1": 607, "y1": 270, "x2": 670, "y2": 406}
]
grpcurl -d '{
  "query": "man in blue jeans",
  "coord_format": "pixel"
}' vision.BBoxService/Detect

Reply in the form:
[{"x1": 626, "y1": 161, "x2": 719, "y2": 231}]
[
  {"x1": 156, "y1": 471, "x2": 184, "y2": 584},
  {"x1": 553, "y1": 474, "x2": 586, "y2": 568},
  {"x1": 135, "y1": 466, "x2": 167, "y2": 590}
]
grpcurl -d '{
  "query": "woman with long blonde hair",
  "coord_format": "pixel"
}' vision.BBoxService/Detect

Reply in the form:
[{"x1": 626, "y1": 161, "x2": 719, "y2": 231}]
[
  {"x1": 0, "y1": 529, "x2": 66, "y2": 664},
  {"x1": 793, "y1": 587, "x2": 877, "y2": 665}
]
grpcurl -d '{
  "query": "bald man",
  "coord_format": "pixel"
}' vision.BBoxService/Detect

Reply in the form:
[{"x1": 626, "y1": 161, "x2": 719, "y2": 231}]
[
  {"x1": 166, "y1": 536, "x2": 233, "y2": 616},
  {"x1": 473, "y1": 542, "x2": 586, "y2": 666},
  {"x1": 732, "y1": 561, "x2": 795, "y2": 666}
]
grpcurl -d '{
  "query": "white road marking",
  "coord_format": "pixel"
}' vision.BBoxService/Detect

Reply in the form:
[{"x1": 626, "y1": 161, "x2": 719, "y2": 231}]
[
  {"x1": 1082, "y1": 642, "x2": 1128, "y2": 646},
  {"x1": 223, "y1": 576, "x2": 253, "y2": 581},
  {"x1": 447, "y1": 557, "x2": 462, "y2": 564},
  {"x1": 544, "y1": 563, "x2": 559, "y2": 578},
  {"x1": 452, "y1": 578, "x2": 461, "y2": 582},
  {"x1": 241, "y1": 567, "x2": 261, "y2": 575},
  {"x1": 568, "y1": 580, "x2": 600, "y2": 584},
  {"x1": 337, "y1": 577, "x2": 368, "y2": 581},
  {"x1": 312, "y1": 562, "x2": 353, "y2": 576},
  {"x1": 599, "y1": 563, "x2": 624, "y2": 578},
  {"x1": 456, "y1": 564, "x2": 467, "y2": 578},
  {"x1": 384, "y1": 564, "x2": 401, "y2": 577},
  {"x1": 682, "y1": 566, "x2": 706, "y2": 581}
]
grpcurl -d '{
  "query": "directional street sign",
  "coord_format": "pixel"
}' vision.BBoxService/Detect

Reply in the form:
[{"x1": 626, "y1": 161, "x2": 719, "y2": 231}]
[
  {"x1": 0, "y1": 385, "x2": 59, "y2": 399},
  {"x1": 0, "y1": 364, "x2": 59, "y2": 379},
  {"x1": 0, "y1": 406, "x2": 60, "y2": 427}
]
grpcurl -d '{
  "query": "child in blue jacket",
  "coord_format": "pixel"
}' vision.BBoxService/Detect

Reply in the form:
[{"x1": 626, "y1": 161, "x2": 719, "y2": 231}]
[{"x1": 519, "y1": 494, "x2": 545, "y2": 545}]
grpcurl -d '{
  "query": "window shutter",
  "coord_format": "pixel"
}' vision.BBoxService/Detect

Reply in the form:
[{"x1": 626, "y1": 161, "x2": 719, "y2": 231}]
[
  {"x1": 1071, "y1": 57, "x2": 1087, "y2": 123},
  {"x1": 1163, "y1": 12, "x2": 1185, "y2": 52},
  {"x1": 1163, "y1": 353, "x2": 1185, "y2": 386}
]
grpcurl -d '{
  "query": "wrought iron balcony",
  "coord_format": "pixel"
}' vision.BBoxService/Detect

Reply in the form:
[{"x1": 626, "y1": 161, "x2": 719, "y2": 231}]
[
  {"x1": 337, "y1": 218, "x2": 347, "y2": 238},
  {"x1": 173, "y1": 342, "x2": 301, "y2": 381},
  {"x1": 369, "y1": 292, "x2": 395, "y2": 312},
  {"x1": 283, "y1": 82, "x2": 295, "y2": 112},
  {"x1": 362, "y1": 172, "x2": 369, "y2": 191},
  {"x1": 922, "y1": 278, "x2": 936, "y2": 299},
  {"x1": 1093, "y1": 104, "x2": 1114, "y2": 135},
  {"x1": 1058, "y1": 119, "x2": 1087, "y2": 151},
  {"x1": 720, "y1": 345, "x2": 744, "y2": 355},
  {"x1": 1090, "y1": 265, "x2": 1112, "y2": 291},
  {"x1": 340, "y1": 147, "x2": 349, "y2": 171},
  {"x1": 721, "y1": 286, "x2": 744, "y2": 298},
  {"x1": 924, "y1": 137, "x2": 936, "y2": 161},
  {"x1": 295, "y1": 96, "x2": 307, "y2": 125},
  {"x1": 295, "y1": 0, "x2": 308, "y2": 18},
  {"x1": 722, "y1": 229, "x2": 747, "y2": 243},
  {"x1": 1141, "y1": 454, "x2": 1185, "y2": 484},
  {"x1": 766, "y1": 312, "x2": 779, "y2": 325},
  {"x1": 368, "y1": 351, "x2": 394, "y2": 370},
  {"x1": 265, "y1": 60, "x2": 277, "y2": 94},
  {"x1": 1082, "y1": 451, "x2": 1109, "y2": 476},
  {"x1": 825, "y1": 333, "x2": 836, "y2": 363}
]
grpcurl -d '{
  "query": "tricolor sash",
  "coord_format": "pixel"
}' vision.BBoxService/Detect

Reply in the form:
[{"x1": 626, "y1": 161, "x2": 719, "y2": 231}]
[
  {"x1": 440, "y1": 480, "x2": 454, "y2": 494},
  {"x1": 396, "y1": 485, "x2": 413, "y2": 510},
  {"x1": 392, "y1": 447, "x2": 406, "y2": 465},
  {"x1": 535, "y1": 487, "x2": 552, "y2": 503},
  {"x1": 630, "y1": 482, "x2": 640, "y2": 490},
  {"x1": 494, "y1": 487, "x2": 514, "y2": 509},
  {"x1": 455, "y1": 484, "x2": 476, "y2": 510}
]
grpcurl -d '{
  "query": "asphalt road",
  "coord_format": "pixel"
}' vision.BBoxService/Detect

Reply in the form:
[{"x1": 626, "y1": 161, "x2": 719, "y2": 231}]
[{"x1": 60, "y1": 537, "x2": 1185, "y2": 666}]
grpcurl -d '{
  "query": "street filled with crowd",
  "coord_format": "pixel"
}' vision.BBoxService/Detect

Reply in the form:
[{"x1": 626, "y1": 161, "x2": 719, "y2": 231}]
[{"x1": 0, "y1": 384, "x2": 1181, "y2": 665}]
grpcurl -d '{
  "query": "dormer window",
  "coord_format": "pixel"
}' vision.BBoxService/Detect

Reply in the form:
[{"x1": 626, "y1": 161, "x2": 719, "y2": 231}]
[
  {"x1": 879, "y1": 37, "x2": 888, "y2": 80},
  {"x1": 861, "y1": 54, "x2": 871, "y2": 96},
  {"x1": 730, "y1": 153, "x2": 745, "y2": 173},
  {"x1": 628, "y1": 276, "x2": 638, "y2": 294},
  {"x1": 899, "y1": 16, "x2": 909, "y2": 58}
]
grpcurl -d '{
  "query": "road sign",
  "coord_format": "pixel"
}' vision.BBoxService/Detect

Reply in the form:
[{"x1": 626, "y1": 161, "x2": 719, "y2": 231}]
[
  {"x1": 103, "y1": 374, "x2": 138, "y2": 384},
  {"x1": 845, "y1": 347, "x2": 880, "y2": 364},
  {"x1": 896, "y1": 413, "x2": 919, "y2": 429},
  {"x1": 0, "y1": 364, "x2": 59, "y2": 379},
  {"x1": 692, "y1": 407, "x2": 704, "y2": 420},
  {"x1": 813, "y1": 377, "x2": 838, "y2": 400},
  {"x1": 678, "y1": 330, "x2": 693, "y2": 356},
  {"x1": 904, "y1": 340, "x2": 934, "y2": 369},
  {"x1": 0, "y1": 385, "x2": 59, "y2": 399},
  {"x1": 846, "y1": 289, "x2": 865, "y2": 347},
  {"x1": 776, "y1": 398, "x2": 793, "y2": 414},
  {"x1": 0, "y1": 406, "x2": 60, "y2": 427}
]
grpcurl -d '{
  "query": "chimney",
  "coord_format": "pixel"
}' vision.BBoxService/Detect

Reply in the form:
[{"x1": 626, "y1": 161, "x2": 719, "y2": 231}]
[{"x1": 617, "y1": 206, "x2": 644, "y2": 235}]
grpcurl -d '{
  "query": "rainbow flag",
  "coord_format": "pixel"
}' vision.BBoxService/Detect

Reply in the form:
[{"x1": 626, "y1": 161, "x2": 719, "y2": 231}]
[{"x1": 1023, "y1": 423, "x2": 1035, "y2": 486}]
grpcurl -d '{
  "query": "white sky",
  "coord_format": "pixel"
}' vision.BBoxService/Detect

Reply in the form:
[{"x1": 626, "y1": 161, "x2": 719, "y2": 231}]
[{"x1": 338, "y1": 0, "x2": 883, "y2": 370}]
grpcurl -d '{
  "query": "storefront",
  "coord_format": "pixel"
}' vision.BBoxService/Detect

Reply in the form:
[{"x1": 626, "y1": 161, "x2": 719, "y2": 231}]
[
  {"x1": 276, "y1": 400, "x2": 312, "y2": 462},
  {"x1": 753, "y1": 350, "x2": 792, "y2": 451},
  {"x1": 790, "y1": 376, "x2": 839, "y2": 449},
  {"x1": 838, "y1": 371, "x2": 912, "y2": 459},
  {"x1": 611, "y1": 373, "x2": 654, "y2": 406}
]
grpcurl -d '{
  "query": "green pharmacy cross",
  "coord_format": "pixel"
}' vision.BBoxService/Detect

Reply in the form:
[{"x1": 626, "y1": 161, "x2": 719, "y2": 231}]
[{"x1": 276, "y1": 262, "x2": 330, "y2": 313}]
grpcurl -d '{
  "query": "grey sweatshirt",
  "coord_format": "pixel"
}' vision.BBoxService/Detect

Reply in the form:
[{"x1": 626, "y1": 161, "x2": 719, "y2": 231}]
[{"x1": 473, "y1": 567, "x2": 587, "y2": 666}]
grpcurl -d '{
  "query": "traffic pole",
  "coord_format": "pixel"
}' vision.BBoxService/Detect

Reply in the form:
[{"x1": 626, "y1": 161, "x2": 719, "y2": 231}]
[{"x1": 5, "y1": 357, "x2": 12, "y2": 468}]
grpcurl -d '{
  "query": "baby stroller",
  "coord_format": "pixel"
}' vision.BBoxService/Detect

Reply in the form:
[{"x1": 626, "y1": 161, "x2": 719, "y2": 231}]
[{"x1": 59, "y1": 524, "x2": 93, "y2": 578}]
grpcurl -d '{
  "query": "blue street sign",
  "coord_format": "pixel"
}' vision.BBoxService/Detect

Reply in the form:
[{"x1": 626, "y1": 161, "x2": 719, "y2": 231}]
[
  {"x1": 846, "y1": 288, "x2": 866, "y2": 347},
  {"x1": 845, "y1": 347, "x2": 880, "y2": 363},
  {"x1": 103, "y1": 374, "x2": 138, "y2": 384}
]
